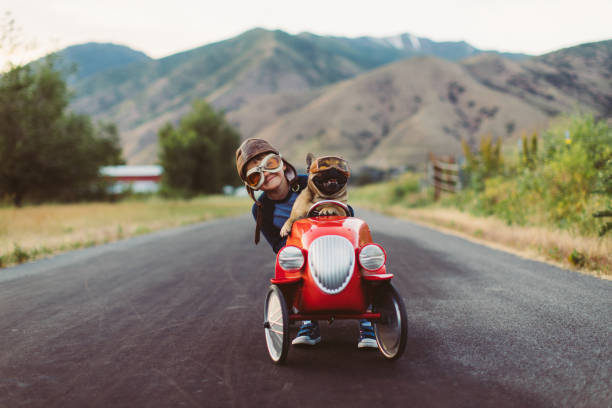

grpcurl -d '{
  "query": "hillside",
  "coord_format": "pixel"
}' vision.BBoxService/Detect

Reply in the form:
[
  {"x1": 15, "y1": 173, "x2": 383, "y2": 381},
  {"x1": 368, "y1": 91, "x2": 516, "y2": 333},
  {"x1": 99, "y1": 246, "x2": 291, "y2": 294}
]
[
  {"x1": 251, "y1": 57, "x2": 551, "y2": 169},
  {"x1": 65, "y1": 30, "x2": 610, "y2": 167},
  {"x1": 253, "y1": 40, "x2": 611, "y2": 170},
  {"x1": 463, "y1": 40, "x2": 612, "y2": 118},
  {"x1": 71, "y1": 28, "x2": 410, "y2": 162},
  {"x1": 67, "y1": 28, "x2": 532, "y2": 163},
  {"x1": 49, "y1": 43, "x2": 151, "y2": 83}
]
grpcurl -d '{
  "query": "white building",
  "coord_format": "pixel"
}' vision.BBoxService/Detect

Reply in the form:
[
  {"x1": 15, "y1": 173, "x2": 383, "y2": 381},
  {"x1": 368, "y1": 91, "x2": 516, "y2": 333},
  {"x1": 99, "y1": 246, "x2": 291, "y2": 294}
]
[{"x1": 100, "y1": 165, "x2": 163, "y2": 194}]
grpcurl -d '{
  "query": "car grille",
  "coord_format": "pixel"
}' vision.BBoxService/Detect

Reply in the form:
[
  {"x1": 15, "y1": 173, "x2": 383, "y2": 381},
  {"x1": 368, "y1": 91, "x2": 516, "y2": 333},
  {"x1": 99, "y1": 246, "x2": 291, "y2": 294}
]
[{"x1": 308, "y1": 235, "x2": 355, "y2": 294}]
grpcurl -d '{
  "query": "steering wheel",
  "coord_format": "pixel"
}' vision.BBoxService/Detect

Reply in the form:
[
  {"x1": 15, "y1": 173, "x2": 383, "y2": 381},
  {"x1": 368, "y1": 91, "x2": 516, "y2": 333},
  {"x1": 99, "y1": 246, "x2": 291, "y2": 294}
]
[{"x1": 307, "y1": 200, "x2": 350, "y2": 217}]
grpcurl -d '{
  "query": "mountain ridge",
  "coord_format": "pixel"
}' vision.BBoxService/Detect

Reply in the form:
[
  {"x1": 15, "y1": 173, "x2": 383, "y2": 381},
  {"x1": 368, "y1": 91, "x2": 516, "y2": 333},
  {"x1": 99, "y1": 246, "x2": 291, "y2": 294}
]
[
  {"x1": 40, "y1": 43, "x2": 151, "y2": 84},
  {"x1": 57, "y1": 30, "x2": 610, "y2": 167}
]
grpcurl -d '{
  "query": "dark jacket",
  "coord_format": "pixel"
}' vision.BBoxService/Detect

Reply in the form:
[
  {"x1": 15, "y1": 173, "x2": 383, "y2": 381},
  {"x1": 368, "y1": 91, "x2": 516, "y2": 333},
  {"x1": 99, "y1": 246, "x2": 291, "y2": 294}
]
[
  {"x1": 251, "y1": 175, "x2": 354, "y2": 253},
  {"x1": 251, "y1": 175, "x2": 308, "y2": 253}
]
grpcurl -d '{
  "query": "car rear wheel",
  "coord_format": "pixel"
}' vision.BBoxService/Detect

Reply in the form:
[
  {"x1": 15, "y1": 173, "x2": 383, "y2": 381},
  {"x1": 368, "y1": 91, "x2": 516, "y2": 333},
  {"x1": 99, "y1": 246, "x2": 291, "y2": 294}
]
[
  {"x1": 373, "y1": 283, "x2": 407, "y2": 360},
  {"x1": 264, "y1": 285, "x2": 289, "y2": 364}
]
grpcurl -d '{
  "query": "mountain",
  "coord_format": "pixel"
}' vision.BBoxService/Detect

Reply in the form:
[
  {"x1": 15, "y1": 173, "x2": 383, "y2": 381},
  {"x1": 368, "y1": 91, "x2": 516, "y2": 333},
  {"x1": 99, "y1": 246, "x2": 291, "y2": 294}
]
[
  {"x1": 71, "y1": 28, "x2": 409, "y2": 162},
  {"x1": 250, "y1": 57, "x2": 550, "y2": 169},
  {"x1": 64, "y1": 29, "x2": 609, "y2": 167},
  {"x1": 51, "y1": 43, "x2": 151, "y2": 83},
  {"x1": 373, "y1": 33, "x2": 528, "y2": 61},
  {"x1": 463, "y1": 40, "x2": 612, "y2": 117},
  {"x1": 252, "y1": 40, "x2": 611, "y2": 169}
]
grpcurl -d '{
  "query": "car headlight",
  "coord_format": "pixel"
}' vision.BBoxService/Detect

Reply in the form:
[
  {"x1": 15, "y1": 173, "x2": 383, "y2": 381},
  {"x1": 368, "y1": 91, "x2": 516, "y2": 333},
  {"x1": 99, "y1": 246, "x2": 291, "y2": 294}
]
[
  {"x1": 278, "y1": 246, "x2": 304, "y2": 271},
  {"x1": 358, "y1": 244, "x2": 386, "y2": 271}
]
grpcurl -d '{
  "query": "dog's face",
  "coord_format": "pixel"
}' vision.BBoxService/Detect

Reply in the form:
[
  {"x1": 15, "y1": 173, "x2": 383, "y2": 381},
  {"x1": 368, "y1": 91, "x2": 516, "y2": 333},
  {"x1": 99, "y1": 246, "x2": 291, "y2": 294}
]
[
  {"x1": 311, "y1": 168, "x2": 348, "y2": 196},
  {"x1": 306, "y1": 153, "x2": 349, "y2": 197}
]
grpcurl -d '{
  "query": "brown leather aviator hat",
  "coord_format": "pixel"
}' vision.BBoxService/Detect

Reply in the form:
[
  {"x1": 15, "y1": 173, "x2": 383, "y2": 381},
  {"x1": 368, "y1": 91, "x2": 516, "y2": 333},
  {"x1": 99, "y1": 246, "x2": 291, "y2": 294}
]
[{"x1": 235, "y1": 138, "x2": 298, "y2": 244}]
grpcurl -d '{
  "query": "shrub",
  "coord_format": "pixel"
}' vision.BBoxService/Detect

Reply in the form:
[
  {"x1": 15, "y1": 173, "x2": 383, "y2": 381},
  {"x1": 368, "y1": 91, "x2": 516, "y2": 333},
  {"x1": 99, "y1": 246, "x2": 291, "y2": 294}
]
[
  {"x1": 520, "y1": 132, "x2": 538, "y2": 170},
  {"x1": 480, "y1": 177, "x2": 528, "y2": 225},
  {"x1": 456, "y1": 114, "x2": 611, "y2": 235},
  {"x1": 461, "y1": 135, "x2": 503, "y2": 191},
  {"x1": 568, "y1": 249, "x2": 586, "y2": 267},
  {"x1": 539, "y1": 115, "x2": 612, "y2": 231},
  {"x1": 391, "y1": 177, "x2": 420, "y2": 202},
  {"x1": 542, "y1": 114, "x2": 611, "y2": 169},
  {"x1": 593, "y1": 158, "x2": 612, "y2": 236},
  {"x1": 12, "y1": 244, "x2": 30, "y2": 263}
]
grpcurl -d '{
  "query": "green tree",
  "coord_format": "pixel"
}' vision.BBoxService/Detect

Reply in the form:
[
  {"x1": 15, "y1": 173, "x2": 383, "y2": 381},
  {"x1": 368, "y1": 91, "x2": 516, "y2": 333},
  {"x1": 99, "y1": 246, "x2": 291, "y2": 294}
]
[
  {"x1": 158, "y1": 100, "x2": 241, "y2": 196},
  {"x1": 0, "y1": 57, "x2": 124, "y2": 206}
]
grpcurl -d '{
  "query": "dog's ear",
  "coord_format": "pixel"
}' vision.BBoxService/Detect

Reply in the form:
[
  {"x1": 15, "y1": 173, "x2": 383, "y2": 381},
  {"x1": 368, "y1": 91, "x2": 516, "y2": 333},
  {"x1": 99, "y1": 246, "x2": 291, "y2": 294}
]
[{"x1": 306, "y1": 153, "x2": 315, "y2": 171}]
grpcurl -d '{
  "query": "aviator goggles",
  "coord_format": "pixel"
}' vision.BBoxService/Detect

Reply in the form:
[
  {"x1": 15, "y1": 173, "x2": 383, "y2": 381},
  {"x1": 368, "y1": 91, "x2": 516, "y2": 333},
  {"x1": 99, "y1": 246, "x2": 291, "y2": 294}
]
[
  {"x1": 244, "y1": 153, "x2": 284, "y2": 190},
  {"x1": 308, "y1": 156, "x2": 350, "y2": 177}
]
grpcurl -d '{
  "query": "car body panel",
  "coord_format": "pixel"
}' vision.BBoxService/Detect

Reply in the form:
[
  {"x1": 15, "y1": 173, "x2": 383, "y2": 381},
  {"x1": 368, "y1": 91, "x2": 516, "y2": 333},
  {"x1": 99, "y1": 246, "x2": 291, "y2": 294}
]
[{"x1": 274, "y1": 216, "x2": 393, "y2": 318}]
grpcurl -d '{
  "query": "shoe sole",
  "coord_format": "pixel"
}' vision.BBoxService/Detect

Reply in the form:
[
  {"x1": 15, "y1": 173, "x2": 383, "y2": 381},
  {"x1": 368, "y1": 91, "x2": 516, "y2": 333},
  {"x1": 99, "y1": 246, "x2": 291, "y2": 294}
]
[
  {"x1": 292, "y1": 336, "x2": 321, "y2": 346},
  {"x1": 357, "y1": 338, "x2": 378, "y2": 349}
]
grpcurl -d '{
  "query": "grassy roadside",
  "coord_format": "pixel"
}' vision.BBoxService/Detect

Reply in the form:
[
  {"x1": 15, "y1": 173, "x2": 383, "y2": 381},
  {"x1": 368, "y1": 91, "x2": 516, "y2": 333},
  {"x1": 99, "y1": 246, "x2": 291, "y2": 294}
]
[
  {"x1": 0, "y1": 195, "x2": 251, "y2": 268},
  {"x1": 350, "y1": 173, "x2": 612, "y2": 280},
  {"x1": 3, "y1": 176, "x2": 610, "y2": 279}
]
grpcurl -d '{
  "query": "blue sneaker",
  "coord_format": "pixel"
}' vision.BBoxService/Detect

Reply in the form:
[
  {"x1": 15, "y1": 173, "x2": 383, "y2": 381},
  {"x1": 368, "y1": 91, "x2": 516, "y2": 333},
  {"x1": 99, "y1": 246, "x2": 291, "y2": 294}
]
[
  {"x1": 358, "y1": 320, "x2": 377, "y2": 349},
  {"x1": 292, "y1": 321, "x2": 321, "y2": 345}
]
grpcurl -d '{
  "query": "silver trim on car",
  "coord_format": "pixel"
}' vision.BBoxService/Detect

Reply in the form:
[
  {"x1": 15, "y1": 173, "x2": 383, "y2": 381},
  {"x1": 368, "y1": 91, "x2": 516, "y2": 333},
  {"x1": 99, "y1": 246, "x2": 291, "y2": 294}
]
[{"x1": 308, "y1": 235, "x2": 355, "y2": 294}]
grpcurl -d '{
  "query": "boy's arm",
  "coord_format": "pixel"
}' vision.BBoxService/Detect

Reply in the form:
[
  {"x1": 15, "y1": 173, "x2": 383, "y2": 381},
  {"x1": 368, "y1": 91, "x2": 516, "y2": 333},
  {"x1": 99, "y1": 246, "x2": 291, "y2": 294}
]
[
  {"x1": 252, "y1": 202, "x2": 285, "y2": 253},
  {"x1": 279, "y1": 188, "x2": 313, "y2": 237}
]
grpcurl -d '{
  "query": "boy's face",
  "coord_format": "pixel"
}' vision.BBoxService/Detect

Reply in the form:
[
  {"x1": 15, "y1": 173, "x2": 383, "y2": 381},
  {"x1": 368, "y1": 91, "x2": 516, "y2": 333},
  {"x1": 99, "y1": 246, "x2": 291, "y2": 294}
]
[{"x1": 245, "y1": 153, "x2": 287, "y2": 192}]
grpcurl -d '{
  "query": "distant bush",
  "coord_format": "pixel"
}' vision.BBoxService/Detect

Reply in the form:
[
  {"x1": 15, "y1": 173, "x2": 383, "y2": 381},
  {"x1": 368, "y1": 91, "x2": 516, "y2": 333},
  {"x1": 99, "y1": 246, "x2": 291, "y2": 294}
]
[
  {"x1": 520, "y1": 132, "x2": 538, "y2": 170},
  {"x1": 454, "y1": 114, "x2": 612, "y2": 235},
  {"x1": 12, "y1": 244, "x2": 30, "y2": 264},
  {"x1": 391, "y1": 177, "x2": 420, "y2": 202},
  {"x1": 461, "y1": 135, "x2": 503, "y2": 191},
  {"x1": 538, "y1": 115, "x2": 611, "y2": 232},
  {"x1": 350, "y1": 172, "x2": 433, "y2": 209},
  {"x1": 593, "y1": 158, "x2": 612, "y2": 236}
]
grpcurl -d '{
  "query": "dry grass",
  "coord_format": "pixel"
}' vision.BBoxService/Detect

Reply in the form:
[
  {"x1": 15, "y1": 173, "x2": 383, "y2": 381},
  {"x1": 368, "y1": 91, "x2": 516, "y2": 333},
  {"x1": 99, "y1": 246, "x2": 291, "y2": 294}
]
[
  {"x1": 4, "y1": 189, "x2": 609, "y2": 279},
  {"x1": 0, "y1": 195, "x2": 251, "y2": 268},
  {"x1": 355, "y1": 201, "x2": 612, "y2": 280}
]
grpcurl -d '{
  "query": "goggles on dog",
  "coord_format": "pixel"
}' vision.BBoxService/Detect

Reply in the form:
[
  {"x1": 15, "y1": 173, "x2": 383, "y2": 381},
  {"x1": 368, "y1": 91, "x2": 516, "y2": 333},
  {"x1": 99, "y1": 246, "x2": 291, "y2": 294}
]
[
  {"x1": 244, "y1": 153, "x2": 284, "y2": 189},
  {"x1": 309, "y1": 156, "x2": 350, "y2": 176}
]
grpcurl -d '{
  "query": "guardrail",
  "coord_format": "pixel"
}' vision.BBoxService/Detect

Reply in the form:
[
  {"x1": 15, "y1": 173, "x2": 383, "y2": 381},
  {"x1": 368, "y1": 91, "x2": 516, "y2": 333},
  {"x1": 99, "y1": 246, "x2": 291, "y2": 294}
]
[{"x1": 426, "y1": 153, "x2": 462, "y2": 200}]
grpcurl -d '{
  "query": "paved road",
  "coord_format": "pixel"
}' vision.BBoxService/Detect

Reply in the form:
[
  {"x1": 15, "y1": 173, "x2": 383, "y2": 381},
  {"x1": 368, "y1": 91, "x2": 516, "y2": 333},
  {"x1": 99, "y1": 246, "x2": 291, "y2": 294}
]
[{"x1": 1, "y1": 210, "x2": 610, "y2": 408}]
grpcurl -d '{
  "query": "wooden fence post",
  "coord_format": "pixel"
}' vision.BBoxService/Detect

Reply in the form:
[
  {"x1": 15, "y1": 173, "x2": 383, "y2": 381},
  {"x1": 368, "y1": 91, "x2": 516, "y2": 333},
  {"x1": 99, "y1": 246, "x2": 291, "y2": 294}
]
[{"x1": 428, "y1": 153, "x2": 460, "y2": 200}]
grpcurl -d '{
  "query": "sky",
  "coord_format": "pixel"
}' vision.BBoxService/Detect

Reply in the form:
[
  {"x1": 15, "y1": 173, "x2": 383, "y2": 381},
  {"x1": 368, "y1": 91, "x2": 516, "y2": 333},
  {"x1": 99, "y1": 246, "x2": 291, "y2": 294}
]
[{"x1": 2, "y1": 0, "x2": 612, "y2": 65}]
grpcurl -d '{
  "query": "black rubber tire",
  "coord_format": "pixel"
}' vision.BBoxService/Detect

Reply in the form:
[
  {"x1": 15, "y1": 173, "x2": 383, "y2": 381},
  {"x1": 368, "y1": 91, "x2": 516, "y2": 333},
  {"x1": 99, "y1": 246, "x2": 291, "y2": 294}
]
[
  {"x1": 264, "y1": 285, "x2": 289, "y2": 364},
  {"x1": 373, "y1": 283, "x2": 408, "y2": 360}
]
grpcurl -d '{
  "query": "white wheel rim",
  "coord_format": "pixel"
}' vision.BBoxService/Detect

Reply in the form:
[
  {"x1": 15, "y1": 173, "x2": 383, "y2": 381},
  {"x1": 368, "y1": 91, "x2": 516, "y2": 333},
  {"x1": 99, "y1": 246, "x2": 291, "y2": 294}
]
[
  {"x1": 375, "y1": 294, "x2": 402, "y2": 358},
  {"x1": 265, "y1": 291, "x2": 284, "y2": 361}
]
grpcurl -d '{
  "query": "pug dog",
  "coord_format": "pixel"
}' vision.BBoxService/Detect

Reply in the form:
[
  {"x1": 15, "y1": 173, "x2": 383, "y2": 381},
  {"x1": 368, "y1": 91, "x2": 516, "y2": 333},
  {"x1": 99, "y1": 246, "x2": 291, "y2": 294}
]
[{"x1": 280, "y1": 153, "x2": 350, "y2": 238}]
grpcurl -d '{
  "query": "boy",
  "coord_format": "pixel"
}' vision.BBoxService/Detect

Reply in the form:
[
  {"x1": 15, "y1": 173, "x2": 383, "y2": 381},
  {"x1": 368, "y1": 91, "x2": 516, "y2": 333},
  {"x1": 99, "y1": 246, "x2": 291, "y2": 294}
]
[{"x1": 235, "y1": 138, "x2": 376, "y2": 348}]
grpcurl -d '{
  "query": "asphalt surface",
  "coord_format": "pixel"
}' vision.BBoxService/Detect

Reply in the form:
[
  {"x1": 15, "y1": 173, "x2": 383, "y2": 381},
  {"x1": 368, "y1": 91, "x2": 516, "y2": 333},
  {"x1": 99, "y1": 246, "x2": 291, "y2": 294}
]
[{"x1": 1, "y1": 210, "x2": 610, "y2": 408}]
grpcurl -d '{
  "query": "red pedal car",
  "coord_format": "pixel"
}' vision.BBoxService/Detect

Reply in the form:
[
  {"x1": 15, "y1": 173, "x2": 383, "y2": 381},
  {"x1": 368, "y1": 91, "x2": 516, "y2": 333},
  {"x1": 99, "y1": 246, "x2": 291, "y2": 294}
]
[{"x1": 263, "y1": 201, "x2": 407, "y2": 364}]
